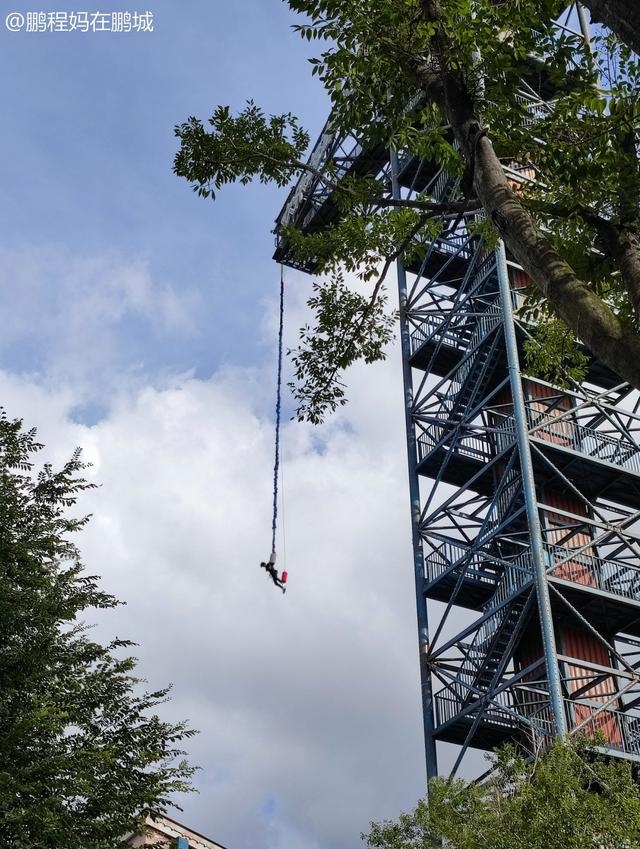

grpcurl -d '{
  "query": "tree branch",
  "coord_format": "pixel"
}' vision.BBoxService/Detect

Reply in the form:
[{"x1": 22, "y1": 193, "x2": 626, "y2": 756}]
[
  {"x1": 525, "y1": 200, "x2": 640, "y2": 324},
  {"x1": 228, "y1": 147, "x2": 481, "y2": 219},
  {"x1": 418, "y1": 0, "x2": 640, "y2": 389},
  {"x1": 304, "y1": 213, "x2": 431, "y2": 411}
]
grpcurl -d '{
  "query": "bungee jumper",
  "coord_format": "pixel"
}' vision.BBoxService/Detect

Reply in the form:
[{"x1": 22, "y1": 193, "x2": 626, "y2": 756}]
[
  {"x1": 260, "y1": 551, "x2": 287, "y2": 594},
  {"x1": 259, "y1": 265, "x2": 290, "y2": 596}
]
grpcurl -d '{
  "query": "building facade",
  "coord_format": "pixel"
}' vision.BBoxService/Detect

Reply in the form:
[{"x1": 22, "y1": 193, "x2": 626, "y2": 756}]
[{"x1": 124, "y1": 813, "x2": 229, "y2": 849}]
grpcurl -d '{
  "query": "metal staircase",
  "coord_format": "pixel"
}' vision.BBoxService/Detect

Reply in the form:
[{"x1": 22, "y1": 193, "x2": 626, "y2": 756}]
[{"x1": 274, "y1": 52, "x2": 640, "y2": 773}]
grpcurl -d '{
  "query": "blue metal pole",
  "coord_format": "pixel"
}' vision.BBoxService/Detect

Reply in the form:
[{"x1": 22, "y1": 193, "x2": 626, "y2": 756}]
[
  {"x1": 495, "y1": 241, "x2": 567, "y2": 737},
  {"x1": 390, "y1": 150, "x2": 439, "y2": 780}
]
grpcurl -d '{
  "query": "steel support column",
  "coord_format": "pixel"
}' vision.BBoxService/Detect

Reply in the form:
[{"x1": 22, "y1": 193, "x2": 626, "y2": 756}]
[
  {"x1": 496, "y1": 241, "x2": 568, "y2": 737},
  {"x1": 391, "y1": 150, "x2": 439, "y2": 779}
]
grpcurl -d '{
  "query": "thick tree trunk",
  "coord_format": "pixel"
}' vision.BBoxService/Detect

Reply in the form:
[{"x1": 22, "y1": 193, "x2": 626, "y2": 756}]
[
  {"x1": 419, "y1": 0, "x2": 640, "y2": 389},
  {"x1": 581, "y1": 0, "x2": 640, "y2": 57},
  {"x1": 614, "y1": 227, "x2": 640, "y2": 322},
  {"x1": 470, "y1": 134, "x2": 640, "y2": 386}
]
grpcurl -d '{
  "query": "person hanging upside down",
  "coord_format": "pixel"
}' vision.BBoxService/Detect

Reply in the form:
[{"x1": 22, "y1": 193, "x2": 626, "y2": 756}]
[{"x1": 260, "y1": 551, "x2": 286, "y2": 593}]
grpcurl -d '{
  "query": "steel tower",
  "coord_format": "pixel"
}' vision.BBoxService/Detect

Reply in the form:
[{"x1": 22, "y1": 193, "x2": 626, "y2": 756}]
[{"x1": 274, "y1": 12, "x2": 640, "y2": 779}]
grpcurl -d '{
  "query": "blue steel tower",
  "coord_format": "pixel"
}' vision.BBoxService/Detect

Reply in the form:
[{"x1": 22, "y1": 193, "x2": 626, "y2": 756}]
[{"x1": 274, "y1": 16, "x2": 640, "y2": 780}]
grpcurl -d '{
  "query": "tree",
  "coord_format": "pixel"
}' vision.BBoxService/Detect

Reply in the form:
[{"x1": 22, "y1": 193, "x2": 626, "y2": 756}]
[
  {"x1": 0, "y1": 411, "x2": 196, "y2": 847},
  {"x1": 363, "y1": 740, "x2": 640, "y2": 849},
  {"x1": 174, "y1": 0, "x2": 640, "y2": 422}
]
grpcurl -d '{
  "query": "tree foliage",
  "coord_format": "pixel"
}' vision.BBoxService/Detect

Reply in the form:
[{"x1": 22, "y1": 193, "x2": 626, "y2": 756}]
[
  {"x1": 363, "y1": 740, "x2": 640, "y2": 849},
  {"x1": 0, "y1": 411, "x2": 196, "y2": 847},
  {"x1": 174, "y1": 0, "x2": 640, "y2": 421}
]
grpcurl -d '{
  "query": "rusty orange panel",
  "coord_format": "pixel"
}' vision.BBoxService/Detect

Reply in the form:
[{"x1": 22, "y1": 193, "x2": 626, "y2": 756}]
[
  {"x1": 513, "y1": 631, "x2": 548, "y2": 716},
  {"x1": 550, "y1": 555, "x2": 595, "y2": 587},
  {"x1": 544, "y1": 491, "x2": 589, "y2": 516},
  {"x1": 491, "y1": 385, "x2": 514, "y2": 409},
  {"x1": 523, "y1": 380, "x2": 573, "y2": 404},
  {"x1": 543, "y1": 493, "x2": 595, "y2": 586},
  {"x1": 560, "y1": 627, "x2": 622, "y2": 745},
  {"x1": 508, "y1": 267, "x2": 529, "y2": 290},
  {"x1": 524, "y1": 381, "x2": 576, "y2": 446},
  {"x1": 562, "y1": 628, "x2": 611, "y2": 677},
  {"x1": 570, "y1": 706, "x2": 622, "y2": 745}
]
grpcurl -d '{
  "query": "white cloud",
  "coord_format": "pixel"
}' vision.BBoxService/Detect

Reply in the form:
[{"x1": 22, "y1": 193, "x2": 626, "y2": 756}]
[
  {"x1": 0, "y1": 245, "x2": 200, "y2": 403},
  {"x1": 0, "y1": 345, "x2": 428, "y2": 849}
]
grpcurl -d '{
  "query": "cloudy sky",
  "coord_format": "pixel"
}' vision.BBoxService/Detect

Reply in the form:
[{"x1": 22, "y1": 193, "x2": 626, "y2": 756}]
[{"x1": 0, "y1": 4, "x2": 444, "y2": 848}]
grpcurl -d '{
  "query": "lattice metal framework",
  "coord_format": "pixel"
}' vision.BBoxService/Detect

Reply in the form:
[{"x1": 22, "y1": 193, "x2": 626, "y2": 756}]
[{"x1": 274, "y1": 5, "x2": 640, "y2": 779}]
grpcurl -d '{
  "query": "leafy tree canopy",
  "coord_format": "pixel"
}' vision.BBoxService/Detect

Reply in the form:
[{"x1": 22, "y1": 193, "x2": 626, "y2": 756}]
[
  {"x1": 175, "y1": 0, "x2": 640, "y2": 422},
  {"x1": 364, "y1": 740, "x2": 640, "y2": 849},
  {"x1": 0, "y1": 411, "x2": 196, "y2": 847}
]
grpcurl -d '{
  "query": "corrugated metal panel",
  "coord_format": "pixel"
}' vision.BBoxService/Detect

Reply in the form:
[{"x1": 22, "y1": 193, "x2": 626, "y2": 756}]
[
  {"x1": 506, "y1": 164, "x2": 536, "y2": 198},
  {"x1": 506, "y1": 162, "x2": 536, "y2": 182},
  {"x1": 514, "y1": 631, "x2": 548, "y2": 715},
  {"x1": 560, "y1": 627, "x2": 622, "y2": 745},
  {"x1": 491, "y1": 385, "x2": 513, "y2": 411},
  {"x1": 525, "y1": 381, "x2": 576, "y2": 446},
  {"x1": 551, "y1": 556, "x2": 595, "y2": 586},
  {"x1": 544, "y1": 491, "x2": 589, "y2": 517},
  {"x1": 524, "y1": 381, "x2": 572, "y2": 403},
  {"x1": 491, "y1": 383, "x2": 576, "y2": 441},
  {"x1": 570, "y1": 706, "x2": 622, "y2": 745},
  {"x1": 508, "y1": 267, "x2": 529, "y2": 291},
  {"x1": 544, "y1": 492, "x2": 595, "y2": 586},
  {"x1": 562, "y1": 628, "x2": 611, "y2": 676},
  {"x1": 549, "y1": 544, "x2": 595, "y2": 585}
]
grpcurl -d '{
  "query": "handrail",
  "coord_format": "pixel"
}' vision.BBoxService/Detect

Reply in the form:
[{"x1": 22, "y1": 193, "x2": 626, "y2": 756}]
[
  {"x1": 545, "y1": 542, "x2": 640, "y2": 603},
  {"x1": 527, "y1": 407, "x2": 640, "y2": 473},
  {"x1": 434, "y1": 691, "x2": 640, "y2": 759},
  {"x1": 434, "y1": 688, "x2": 518, "y2": 729},
  {"x1": 425, "y1": 540, "x2": 501, "y2": 586}
]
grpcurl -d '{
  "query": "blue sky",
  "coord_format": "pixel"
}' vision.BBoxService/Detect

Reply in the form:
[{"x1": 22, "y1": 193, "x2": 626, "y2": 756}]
[
  {"x1": 0, "y1": 5, "x2": 435, "y2": 849},
  {"x1": 1, "y1": 1, "x2": 328, "y2": 388}
]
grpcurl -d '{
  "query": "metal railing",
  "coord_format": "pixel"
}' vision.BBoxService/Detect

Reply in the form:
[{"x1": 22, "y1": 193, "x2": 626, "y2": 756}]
[
  {"x1": 426, "y1": 539, "x2": 501, "y2": 586},
  {"x1": 417, "y1": 407, "x2": 640, "y2": 516},
  {"x1": 435, "y1": 690, "x2": 640, "y2": 759},
  {"x1": 431, "y1": 168, "x2": 453, "y2": 202},
  {"x1": 409, "y1": 307, "x2": 499, "y2": 361},
  {"x1": 417, "y1": 230, "x2": 473, "y2": 262},
  {"x1": 493, "y1": 419, "x2": 517, "y2": 454},
  {"x1": 565, "y1": 699, "x2": 640, "y2": 757},
  {"x1": 417, "y1": 427, "x2": 491, "y2": 465},
  {"x1": 527, "y1": 409, "x2": 640, "y2": 474},
  {"x1": 409, "y1": 312, "x2": 472, "y2": 357},
  {"x1": 545, "y1": 543, "x2": 640, "y2": 603},
  {"x1": 434, "y1": 688, "x2": 518, "y2": 730},
  {"x1": 515, "y1": 92, "x2": 552, "y2": 127},
  {"x1": 470, "y1": 567, "x2": 530, "y2": 653},
  {"x1": 276, "y1": 121, "x2": 336, "y2": 231}
]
